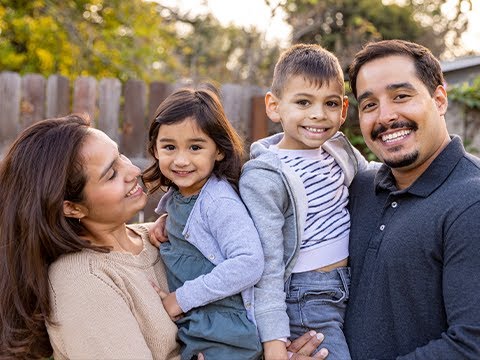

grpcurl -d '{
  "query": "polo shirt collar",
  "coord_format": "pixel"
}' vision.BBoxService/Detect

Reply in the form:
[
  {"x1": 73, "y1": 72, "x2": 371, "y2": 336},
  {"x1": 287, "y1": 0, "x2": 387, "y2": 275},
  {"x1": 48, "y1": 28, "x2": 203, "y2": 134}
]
[{"x1": 374, "y1": 136, "x2": 465, "y2": 197}]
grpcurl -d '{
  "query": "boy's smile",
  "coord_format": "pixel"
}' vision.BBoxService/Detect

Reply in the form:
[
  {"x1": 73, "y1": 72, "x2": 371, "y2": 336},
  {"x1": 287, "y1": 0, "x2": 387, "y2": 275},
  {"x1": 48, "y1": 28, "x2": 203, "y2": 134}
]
[{"x1": 265, "y1": 75, "x2": 348, "y2": 150}]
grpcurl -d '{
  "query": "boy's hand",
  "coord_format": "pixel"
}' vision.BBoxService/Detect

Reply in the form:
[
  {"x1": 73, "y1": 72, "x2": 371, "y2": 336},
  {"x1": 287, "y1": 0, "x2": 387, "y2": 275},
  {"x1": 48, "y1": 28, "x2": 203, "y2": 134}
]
[
  {"x1": 263, "y1": 340, "x2": 288, "y2": 360},
  {"x1": 148, "y1": 213, "x2": 168, "y2": 247},
  {"x1": 152, "y1": 283, "x2": 183, "y2": 321}
]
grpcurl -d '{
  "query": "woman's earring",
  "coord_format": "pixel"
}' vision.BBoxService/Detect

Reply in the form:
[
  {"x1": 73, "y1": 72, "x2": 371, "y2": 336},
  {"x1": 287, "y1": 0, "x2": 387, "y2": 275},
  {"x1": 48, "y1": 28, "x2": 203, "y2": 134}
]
[{"x1": 78, "y1": 218, "x2": 81, "y2": 224}]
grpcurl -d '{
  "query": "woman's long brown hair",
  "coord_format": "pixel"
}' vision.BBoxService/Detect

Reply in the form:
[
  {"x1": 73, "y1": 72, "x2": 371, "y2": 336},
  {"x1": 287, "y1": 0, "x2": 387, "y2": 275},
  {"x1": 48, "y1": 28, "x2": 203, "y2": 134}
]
[{"x1": 0, "y1": 114, "x2": 107, "y2": 358}]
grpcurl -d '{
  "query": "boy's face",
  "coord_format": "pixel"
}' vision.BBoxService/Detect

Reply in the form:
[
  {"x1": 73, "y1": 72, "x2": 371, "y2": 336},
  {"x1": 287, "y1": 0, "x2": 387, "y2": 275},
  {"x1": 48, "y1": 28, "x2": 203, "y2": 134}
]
[{"x1": 266, "y1": 75, "x2": 348, "y2": 150}]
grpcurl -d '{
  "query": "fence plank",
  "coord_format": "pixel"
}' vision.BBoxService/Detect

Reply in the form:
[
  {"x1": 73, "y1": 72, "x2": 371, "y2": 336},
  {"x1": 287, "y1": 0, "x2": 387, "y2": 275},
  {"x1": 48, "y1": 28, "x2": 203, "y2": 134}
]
[
  {"x1": 148, "y1": 82, "x2": 172, "y2": 122},
  {"x1": 98, "y1": 78, "x2": 122, "y2": 143},
  {"x1": 21, "y1": 74, "x2": 46, "y2": 129},
  {"x1": 73, "y1": 76, "x2": 97, "y2": 123},
  {"x1": 46, "y1": 75, "x2": 70, "y2": 118},
  {"x1": 121, "y1": 79, "x2": 147, "y2": 158},
  {"x1": 0, "y1": 72, "x2": 21, "y2": 157},
  {"x1": 221, "y1": 84, "x2": 265, "y2": 143},
  {"x1": 250, "y1": 95, "x2": 269, "y2": 141}
]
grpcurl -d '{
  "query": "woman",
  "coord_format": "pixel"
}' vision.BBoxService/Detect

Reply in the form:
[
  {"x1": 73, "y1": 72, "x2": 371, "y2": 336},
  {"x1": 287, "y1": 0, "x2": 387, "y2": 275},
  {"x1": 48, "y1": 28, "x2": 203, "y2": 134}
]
[
  {"x1": 0, "y1": 114, "x2": 179, "y2": 359},
  {"x1": 0, "y1": 113, "x2": 327, "y2": 359}
]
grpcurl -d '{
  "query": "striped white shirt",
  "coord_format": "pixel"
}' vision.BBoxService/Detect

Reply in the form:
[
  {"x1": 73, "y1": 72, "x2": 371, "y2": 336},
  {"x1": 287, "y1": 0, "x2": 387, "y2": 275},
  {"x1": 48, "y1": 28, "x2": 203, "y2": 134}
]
[{"x1": 273, "y1": 146, "x2": 350, "y2": 272}]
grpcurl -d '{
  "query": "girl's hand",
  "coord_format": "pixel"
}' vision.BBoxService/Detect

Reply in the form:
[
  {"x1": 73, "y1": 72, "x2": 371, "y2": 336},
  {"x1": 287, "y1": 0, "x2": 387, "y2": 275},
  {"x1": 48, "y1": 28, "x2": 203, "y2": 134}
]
[
  {"x1": 152, "y1": 283, "x2": 183, "y2": 321},
  {"x1": 149, "y1": 213, "x2": 169, "y2": 247},
  {"x1": 287, "y1": 331, "x2": 329, "y2": 359}
]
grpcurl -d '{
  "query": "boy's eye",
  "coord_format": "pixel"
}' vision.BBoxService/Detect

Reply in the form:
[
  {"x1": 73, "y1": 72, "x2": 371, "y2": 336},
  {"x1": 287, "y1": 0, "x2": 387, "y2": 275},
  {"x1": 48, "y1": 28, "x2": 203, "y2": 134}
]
[
  {"x1": 326, "y1": 101, "x2": 339, "y2": 107},
  {"x1": 296, "y1": 100, "x2": 310, "y2": 106}
]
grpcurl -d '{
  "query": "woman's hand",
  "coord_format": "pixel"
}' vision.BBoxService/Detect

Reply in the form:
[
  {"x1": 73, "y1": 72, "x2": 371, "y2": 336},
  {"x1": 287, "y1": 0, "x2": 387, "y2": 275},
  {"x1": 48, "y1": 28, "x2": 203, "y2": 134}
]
[
  {"x1": 287, "y1": 331, "x2": 329, "y2": 359},
  {"x1": 148, "y1": 213, "x2": 168, "y2": 247}
]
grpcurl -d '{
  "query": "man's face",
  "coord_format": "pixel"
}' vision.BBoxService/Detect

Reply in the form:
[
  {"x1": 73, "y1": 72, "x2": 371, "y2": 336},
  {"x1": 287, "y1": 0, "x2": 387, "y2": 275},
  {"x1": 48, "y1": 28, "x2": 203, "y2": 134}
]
[{"x1": 356, "y1": 55, "x2": 449, "y2": 179}]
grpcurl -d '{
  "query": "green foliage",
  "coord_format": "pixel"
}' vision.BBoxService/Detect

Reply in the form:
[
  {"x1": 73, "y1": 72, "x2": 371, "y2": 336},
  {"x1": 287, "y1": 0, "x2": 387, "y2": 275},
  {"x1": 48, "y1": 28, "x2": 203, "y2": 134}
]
[
  {"x1": 448, "y1": 76, "x2": 480, "y2": 153},
  {"x1": 0, "y1": 0, "x2": 180, "y2": 81},
  {"x1": 278, "y1": 0, "x2": 472, "y2": 69}
]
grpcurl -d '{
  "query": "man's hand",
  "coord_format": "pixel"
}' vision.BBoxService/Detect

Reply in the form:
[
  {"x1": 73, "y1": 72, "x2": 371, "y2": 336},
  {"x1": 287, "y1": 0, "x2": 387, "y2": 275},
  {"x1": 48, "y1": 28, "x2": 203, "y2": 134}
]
[
  {"x1": 148, "y1": 213, "x2": 168, "y2": 247},
  {"x1": 263, "y1": 339, "x2": 289, "y2": 360},
  {"x1": 287, "y1": 331, "x2": 328, "y2": 359}
]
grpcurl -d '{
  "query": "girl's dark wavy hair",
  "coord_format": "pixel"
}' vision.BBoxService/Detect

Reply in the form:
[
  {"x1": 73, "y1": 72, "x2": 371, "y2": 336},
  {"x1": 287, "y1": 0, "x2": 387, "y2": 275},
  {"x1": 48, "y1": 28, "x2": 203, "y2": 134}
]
[
  {"x1": 142, "y1": 83, "x2": 245, "y2": 194},
  {"x1": 0, "y1": 114, "x2": 109, "y2": 359}
]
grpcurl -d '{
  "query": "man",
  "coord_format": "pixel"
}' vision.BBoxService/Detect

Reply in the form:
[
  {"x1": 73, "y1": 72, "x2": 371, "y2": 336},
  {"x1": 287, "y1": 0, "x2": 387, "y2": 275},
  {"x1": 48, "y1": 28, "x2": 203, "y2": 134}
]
[{"x1": 344, "y1": 39, "x2": 480, "y2": 359}]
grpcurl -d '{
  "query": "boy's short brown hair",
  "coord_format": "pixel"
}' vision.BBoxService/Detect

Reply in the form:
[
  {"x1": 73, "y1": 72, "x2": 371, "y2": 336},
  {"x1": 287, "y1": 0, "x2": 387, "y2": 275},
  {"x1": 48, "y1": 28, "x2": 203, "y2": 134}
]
[{"x1": 271, "y1": 44, "x2": 344, "y2": 98}]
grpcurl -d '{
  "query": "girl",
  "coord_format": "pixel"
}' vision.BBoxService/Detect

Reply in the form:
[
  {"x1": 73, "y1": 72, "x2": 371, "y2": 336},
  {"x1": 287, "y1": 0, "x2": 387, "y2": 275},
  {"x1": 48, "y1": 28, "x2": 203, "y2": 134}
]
[{"x1": 142, "y1": 84, "x2": 264, "y2": 360}]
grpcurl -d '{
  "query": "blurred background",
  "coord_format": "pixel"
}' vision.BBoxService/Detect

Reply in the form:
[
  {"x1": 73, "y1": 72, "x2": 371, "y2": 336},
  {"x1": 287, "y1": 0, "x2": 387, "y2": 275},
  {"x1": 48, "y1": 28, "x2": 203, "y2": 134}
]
[{"x1": 1, "y1": 0, "x2": 479, "y2": 219}]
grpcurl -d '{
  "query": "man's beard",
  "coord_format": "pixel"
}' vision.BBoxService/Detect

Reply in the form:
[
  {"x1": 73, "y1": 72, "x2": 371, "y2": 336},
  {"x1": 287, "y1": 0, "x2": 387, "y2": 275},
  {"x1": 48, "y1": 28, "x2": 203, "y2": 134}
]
[{"x1": 384, "y1": 150, "x2": 419, "y2": 168}]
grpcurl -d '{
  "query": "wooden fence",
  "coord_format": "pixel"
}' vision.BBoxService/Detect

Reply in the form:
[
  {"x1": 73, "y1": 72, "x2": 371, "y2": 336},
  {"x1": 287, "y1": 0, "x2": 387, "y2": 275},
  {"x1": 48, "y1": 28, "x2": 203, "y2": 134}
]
[{"x1": 0, "y1": 71, "x2": 276, "y2": 221}]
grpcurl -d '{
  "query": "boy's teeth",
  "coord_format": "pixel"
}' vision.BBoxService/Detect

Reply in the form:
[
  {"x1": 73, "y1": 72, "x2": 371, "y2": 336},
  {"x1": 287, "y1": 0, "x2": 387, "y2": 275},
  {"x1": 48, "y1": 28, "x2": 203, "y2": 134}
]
[
  {"x1": 382, "y1": 130, "x2": 412, "y2": 142},
  {"x1": 305, "y1": 126, "x2": 326, "y2": 133}
]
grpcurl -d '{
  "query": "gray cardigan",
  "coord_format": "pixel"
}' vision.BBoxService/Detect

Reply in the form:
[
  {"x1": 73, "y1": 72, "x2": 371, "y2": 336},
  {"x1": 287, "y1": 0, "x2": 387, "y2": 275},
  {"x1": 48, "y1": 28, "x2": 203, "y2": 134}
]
[
  {"x1": 239, "y1": 132, "x2": 373, "y2": 342},
  {"x1": 156, "y1": 175, "x2": 264, "y2": 323}
]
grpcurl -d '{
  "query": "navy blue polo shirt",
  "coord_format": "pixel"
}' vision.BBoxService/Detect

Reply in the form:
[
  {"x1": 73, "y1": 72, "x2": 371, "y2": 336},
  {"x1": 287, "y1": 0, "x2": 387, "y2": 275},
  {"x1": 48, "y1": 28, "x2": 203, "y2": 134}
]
[{"x1": 345, "y1": 136, "x2": 480, "y2": 359}]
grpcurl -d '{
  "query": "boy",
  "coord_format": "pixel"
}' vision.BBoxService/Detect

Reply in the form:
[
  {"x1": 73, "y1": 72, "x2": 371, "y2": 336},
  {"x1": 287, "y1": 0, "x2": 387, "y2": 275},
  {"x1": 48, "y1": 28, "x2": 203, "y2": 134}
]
[{"x1": 239, "y1": 44, "x2": 375, "y2": 360}]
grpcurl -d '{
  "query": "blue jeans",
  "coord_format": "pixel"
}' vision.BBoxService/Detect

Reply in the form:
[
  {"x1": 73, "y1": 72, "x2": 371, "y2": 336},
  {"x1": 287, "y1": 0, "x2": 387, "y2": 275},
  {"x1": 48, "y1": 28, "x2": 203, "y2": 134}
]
[{"x1": 285, "y1": 267, "x2": 351, "y2": 360}]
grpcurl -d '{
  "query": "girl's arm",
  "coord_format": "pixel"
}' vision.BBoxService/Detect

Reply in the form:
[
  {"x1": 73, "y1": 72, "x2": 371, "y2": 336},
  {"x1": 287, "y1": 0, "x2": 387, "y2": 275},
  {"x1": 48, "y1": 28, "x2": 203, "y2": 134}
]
[{"x1": 173, "y1": 195, "x2": 264, "y2": 312}]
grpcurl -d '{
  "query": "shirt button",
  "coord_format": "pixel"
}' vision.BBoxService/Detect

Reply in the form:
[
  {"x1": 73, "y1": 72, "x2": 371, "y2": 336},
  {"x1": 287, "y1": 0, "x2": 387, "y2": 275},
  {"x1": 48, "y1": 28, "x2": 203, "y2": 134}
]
[
  {"x1": 245, "y1": 302, "x2": 251, "y2": 308},
  {"x1": 391, "y1": 202, "x2": 398, "y2": 208},
  {"x1": 209, "y1": 254, "x2": 215, "y2": 260},
  {"x1": 184, "y1": 233, "x2": 190, "y2": 239},
  {"x1": 380, "y1": 224, "x2": 385, "y2": 231}
]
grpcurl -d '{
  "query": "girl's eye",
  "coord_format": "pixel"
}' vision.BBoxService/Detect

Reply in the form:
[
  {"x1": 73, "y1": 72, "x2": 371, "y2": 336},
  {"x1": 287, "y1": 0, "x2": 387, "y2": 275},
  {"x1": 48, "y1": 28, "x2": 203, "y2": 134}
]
[
  {"x1": 191, "y1": 145, "x2": 201, "y2": 151},
  {"x1": 164, "y1": 145, "x2": 175, "y2": 151},
  {"x1": 108, "y1": 170, "x2": 117, "y2": 180}
]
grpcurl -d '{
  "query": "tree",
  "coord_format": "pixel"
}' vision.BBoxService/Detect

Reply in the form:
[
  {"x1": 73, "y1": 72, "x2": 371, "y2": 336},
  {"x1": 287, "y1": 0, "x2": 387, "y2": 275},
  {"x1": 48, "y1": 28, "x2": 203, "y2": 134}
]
[
  {"x1": 0, "y1": 0, "x2": 181, "y2": 81},
  {"x1": 156, "y1": 4, "x2": 280, "y2": 86},
  {"x1": 276, "y1": 0, "x2": 472, "y2": 69}
]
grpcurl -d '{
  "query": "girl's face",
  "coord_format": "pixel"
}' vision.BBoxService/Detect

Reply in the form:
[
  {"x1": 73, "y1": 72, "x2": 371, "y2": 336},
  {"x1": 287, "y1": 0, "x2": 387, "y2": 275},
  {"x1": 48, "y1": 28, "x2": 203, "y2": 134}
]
[
  {"x1": 154, "y1": 117, "x2": 224, "y2": 197},
  {"x1": 76, "y1": 129, "x2": 147, "y2": 226}
]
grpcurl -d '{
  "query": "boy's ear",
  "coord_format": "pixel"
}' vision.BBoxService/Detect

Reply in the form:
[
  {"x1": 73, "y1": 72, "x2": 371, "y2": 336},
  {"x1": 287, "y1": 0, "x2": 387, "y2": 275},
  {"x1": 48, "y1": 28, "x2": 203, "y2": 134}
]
[
  {"x1": 63, "y1": 200, "x2": 87, "y2": 219},
  {"x1": 265, "y1": 91, "x2": 281, "y2": 123},
  {"x1": 340, "y1": 96, "x2": 349, "y2": 125}
]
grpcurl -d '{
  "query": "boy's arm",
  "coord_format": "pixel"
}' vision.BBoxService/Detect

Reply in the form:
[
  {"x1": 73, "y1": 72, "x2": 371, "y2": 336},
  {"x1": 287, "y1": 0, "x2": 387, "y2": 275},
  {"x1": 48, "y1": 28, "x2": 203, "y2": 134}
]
[{"x1": 239, "y1": 168, "x2": 291, "y2": 343}]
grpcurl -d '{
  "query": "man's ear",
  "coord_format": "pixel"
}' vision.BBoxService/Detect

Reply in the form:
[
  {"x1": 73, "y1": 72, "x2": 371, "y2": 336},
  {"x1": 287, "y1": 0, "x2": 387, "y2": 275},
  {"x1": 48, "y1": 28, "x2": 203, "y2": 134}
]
[
  {"x1": 265, "y1": 91, "x2": 281, "y2": 123},
  {"x1": 433, "y1": 85, "x2": 448, "y2": 116},
  {"x1": 63, "y1": 200, "x2": 87, "y2": 219}
]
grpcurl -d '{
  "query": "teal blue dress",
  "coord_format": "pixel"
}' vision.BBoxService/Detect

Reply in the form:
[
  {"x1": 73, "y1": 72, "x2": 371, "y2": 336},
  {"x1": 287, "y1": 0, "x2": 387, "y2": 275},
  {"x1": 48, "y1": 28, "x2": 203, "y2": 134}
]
[{"x1": 160, "y1": 190, "x2": 262, "y2": 360}]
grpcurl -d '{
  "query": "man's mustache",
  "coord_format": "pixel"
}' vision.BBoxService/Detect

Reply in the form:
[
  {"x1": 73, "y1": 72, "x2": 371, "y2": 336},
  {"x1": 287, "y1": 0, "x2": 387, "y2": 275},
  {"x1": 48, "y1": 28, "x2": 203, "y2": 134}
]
[{"x1": 371, "y1": 121, "x2": 418, "y2": 140}]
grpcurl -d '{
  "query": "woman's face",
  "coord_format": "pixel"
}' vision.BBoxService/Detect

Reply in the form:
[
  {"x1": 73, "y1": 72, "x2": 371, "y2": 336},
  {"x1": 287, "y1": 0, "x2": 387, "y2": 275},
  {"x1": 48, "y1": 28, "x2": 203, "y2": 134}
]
[{"x1": 78, "y1": 129, "x2": 147, "y2": 226}]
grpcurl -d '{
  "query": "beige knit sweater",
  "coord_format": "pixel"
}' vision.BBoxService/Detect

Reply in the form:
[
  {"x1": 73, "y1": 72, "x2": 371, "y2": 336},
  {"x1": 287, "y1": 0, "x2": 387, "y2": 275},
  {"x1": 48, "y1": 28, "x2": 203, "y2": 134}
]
[{"x1": 46, "y1": 224, "x2": 180, "y2": 360}]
